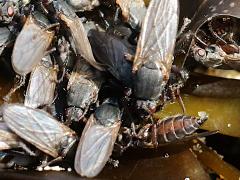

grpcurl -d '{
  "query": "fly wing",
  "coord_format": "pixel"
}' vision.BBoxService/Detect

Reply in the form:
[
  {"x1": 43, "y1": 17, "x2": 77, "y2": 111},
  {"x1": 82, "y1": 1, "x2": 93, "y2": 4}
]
[
  {"x1": 12, "y1": 15, "x2": 54, "y2": 75},
  {"x1": 88, "y1": 30, "x2": 134, "y2": 87},
  {"x1": 74, "y1": 115, "x2": 121, "y2": 177},
  {"x1": 3, "y1": 104, "x2": 75, "y2": 158},
  {"x1": 24, "y1": 57, "x2": 57, "y2": 108},
  {"x1": 0, "y1": 27, "x2": 10, "y2": 55},
  {"x1": 132, "y1": 0, "x2": 179, "y2": 72},
  {"x1": 0, "y1": 122, "x2": 21, "y2": 150},
  {"x1": 58, "y1": 0, "x2": 104, "y2": 71}
]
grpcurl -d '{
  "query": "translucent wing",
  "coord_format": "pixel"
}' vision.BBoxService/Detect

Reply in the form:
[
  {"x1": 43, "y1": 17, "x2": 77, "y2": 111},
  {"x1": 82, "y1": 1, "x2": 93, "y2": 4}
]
[
  {"x1": 3, "y1": 104, "x2": 76, "y2": 158},
  {"x1": 74, "y1": 115, "x2": 121, "y2": 177},
  {"x1": 133, "y1": 0, "x2": 179, "y2": 72},
  {"x1": 88, "y1": 30, "x2": 134, "y2": 87},
  {"x1": 57, "y1": 0, "x2": 104, "y2": 71},
  {"x1": 24, "y1": 56, "x2": 57, "y2": 108},
  {"x1": 0, "y1": 122, "x2": 20, "y2": 150},
  {"x1": 0, "y1": 27, "x2": 10, "y2": 55},
  {"x1": 12, "y1": 15, "x2": 54, "y2": 75}
]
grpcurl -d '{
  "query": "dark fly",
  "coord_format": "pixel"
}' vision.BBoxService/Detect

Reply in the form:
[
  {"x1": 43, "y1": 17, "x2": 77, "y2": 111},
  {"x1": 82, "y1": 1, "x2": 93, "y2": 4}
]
[
  {"x1": 66, "y1": 58, "x2": 103, "y2": 123},
  {"x1": 3, "y1": 104, "x2": 77, "y2": 159},
  {"x1": 0, "y1": 0, "x2": 27, "y2": 24},
  {"x1": 74, "y1": 98, "x2": 121, "y2": 177},
  {"x1": 88, "y1": 29, "x2": 135, "y2": 88},
  {"x1": 191, "y1": 16, "x2": 240, "y2": 71},
  {"x1": 0, "y1": 151, "x2": 39, "y2": 169}
]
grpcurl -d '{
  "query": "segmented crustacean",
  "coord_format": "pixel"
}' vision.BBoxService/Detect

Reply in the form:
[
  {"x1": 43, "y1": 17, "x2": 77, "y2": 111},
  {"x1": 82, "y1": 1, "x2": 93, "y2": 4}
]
[{"x1": 129, "y1": 112, "x2": 209, "y2": 148}]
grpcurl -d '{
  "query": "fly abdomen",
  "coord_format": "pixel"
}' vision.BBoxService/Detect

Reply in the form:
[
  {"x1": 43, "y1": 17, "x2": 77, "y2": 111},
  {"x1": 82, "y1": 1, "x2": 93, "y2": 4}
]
[{"x1": 156, "y1": 114, "x2": 208, "y2": 144}]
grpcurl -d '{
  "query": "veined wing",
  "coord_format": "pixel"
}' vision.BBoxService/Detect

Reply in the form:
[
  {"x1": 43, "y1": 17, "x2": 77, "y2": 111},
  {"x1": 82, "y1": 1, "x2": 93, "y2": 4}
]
[
  {"x1": 24, "y1": 57, "x2": 57, "y2": 108},
  {"x1": 133, "y1": 0, "x2": 179, "y2": 72},
  {"x1": 3, "y1": 104, "x2": 75, "y2": 158},
  {"x1": 74, "y1": 115, "x2": 121, "y2": 177},
  {"x1": 12, "y1": 15, "x2": 54, "y2": 75}
]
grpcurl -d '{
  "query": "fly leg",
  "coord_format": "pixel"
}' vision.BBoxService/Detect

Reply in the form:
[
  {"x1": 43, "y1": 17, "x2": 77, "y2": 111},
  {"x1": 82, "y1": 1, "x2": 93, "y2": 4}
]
[
  {"x1": 177, "y1": 17, "x2": 191, "y2": 38},
  {"x1": 19, "y1": 142, "x2": 36, "y2": 156},
  {"x1": 38, "y1": 155, "x2": 63, "y2": 168},
  {"x1": 133, "y1": 123, "x2": 154, "y2": 148},
  {"x1": 3, "y1": 75, "x2": 26, "y2": 102},
  {"x1": 168, "y1": 66, "x2": 187, "y2": 113}
]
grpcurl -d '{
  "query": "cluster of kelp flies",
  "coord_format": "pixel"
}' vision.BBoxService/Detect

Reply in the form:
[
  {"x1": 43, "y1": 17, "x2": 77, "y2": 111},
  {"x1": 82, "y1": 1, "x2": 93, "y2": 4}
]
[{"x1": 0, "y1": 0, "x2": 233, "y2": 178}]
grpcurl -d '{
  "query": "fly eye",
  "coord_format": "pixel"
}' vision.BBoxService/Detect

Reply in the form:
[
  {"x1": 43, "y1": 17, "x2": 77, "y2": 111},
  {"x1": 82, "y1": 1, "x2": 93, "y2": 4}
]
[
  {"x1": 207, "y1": 45, "x2": 217, "y2": 52},
  {"x1": 60, "y1": 136, "x2": 70, "y2": 148},
  {"x1": 197, "y1": 48, "x2": 206, "y2": 57},
  {"x1": 7, "y1": 6, "x2": 14, "y2": 17}
]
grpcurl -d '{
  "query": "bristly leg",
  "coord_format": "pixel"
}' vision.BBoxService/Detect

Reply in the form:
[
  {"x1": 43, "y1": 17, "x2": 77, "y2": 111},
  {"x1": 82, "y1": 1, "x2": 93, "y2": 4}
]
[{"x1": 3, "y1": 75, "x2": 26, "y2": 102}]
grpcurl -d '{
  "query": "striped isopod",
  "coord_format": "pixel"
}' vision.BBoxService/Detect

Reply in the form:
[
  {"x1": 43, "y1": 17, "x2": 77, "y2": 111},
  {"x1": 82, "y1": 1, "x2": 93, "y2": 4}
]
[
  {"x1": 24, "y1": 55, "x2": 57, "y2": 109},
  {"x1": 136, "y1": 112, "x2": 209, "y2": 147},
  {"x1": 11, "y1": 12, "x2": 55, "y2": 76},
  {"x1": 153, "y1": 113, "x2": 208, "y2": 145},
  {"x1": 3, "y1": 104, "x2": 77, "y2": 159},
  {"x1": 53, "y1": 0, "x2": 104, "y2": 71},
  {"x1": 74, "y1": 99, "x2": 121, "y2": 177}
]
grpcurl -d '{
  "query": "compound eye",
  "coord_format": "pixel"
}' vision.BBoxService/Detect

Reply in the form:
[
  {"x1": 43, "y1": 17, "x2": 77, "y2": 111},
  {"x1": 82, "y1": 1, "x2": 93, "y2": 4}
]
[
  {"x1": 7, "y1": 6, "x2": 15, "y2": 17},
  {"x1": 207, "y1": 45, "x2": 218, "y2": 53}
]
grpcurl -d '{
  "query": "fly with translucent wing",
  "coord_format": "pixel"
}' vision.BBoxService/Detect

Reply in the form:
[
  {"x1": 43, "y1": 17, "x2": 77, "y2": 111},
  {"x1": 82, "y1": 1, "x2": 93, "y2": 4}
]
[
  {"x1": 53, "y1": 0, "x2": 104, "y2": 71},
  {"x1": 11, "y1": 12, "x2": 55, "y2": 76},
  {"x1": 24, "y1": 55, "x2": 58, "y2": 109},
  {"x1": 133, "y1": 0, "x2": 179, "y2": 115},
  {"x1": 4, "y1": 11, "x2": 57, "y2": 101},
  {"x1": 74, "y1": 98, "x2": 121, "y2": 178},
  {"x1": 0, "y1": 121, "x2": 35, "y2": 156},
  {"x1": 89, "y1": 0, "x2": 180, "y2": 116},
  {"x1": 2, "y1": 104, "x2": 77, "y2": 159}
]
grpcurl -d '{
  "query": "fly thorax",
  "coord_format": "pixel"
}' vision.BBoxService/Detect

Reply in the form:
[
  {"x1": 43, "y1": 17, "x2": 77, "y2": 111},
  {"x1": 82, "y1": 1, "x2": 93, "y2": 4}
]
[
  {"x1": 59, "y1": 134, "x2": 77, "y2": 157},
  {"x1": 134, "y1": 61, "x2": 164, "y2": 100},
  {"x1": 32, "y1": 11, "x2": 51, "y2": 27},
  {"x1": 41, "y1": 56, "x2": 53, "y2": 68},
  {"x1": 66, "y1": 107, "x2": 84, "y2": 122},
  {"x1": 54, "y1": 0, "x2": 75, "y2": 18},
  {"x1": 95, "y1": 102, "x2": 121, "y2": 127},
  {"x1": 66, "y1": 0, "x2": 99, "y2": 11}
]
